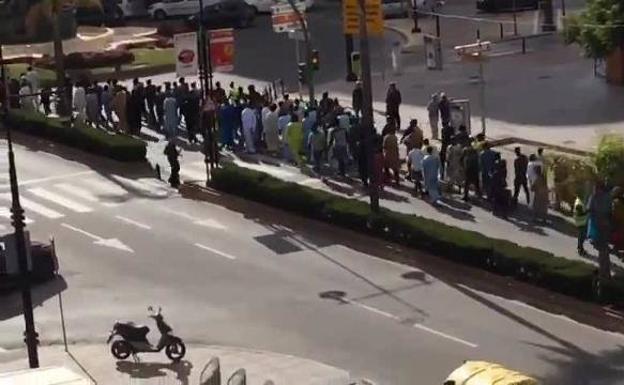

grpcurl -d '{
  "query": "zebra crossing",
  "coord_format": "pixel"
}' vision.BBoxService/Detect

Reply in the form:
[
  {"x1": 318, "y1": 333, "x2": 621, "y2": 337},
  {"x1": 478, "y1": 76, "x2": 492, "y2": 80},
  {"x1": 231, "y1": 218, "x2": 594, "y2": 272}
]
[{"x1": 0, "y1": 174, "x2": 178, "y2": 227}]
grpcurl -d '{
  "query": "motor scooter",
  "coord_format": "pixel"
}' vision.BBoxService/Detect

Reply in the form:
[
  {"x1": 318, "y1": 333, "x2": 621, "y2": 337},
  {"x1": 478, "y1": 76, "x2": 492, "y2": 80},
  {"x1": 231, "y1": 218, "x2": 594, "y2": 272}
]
[{"x1": 107, "y1": 306, "x2": 186, "y2": 362}]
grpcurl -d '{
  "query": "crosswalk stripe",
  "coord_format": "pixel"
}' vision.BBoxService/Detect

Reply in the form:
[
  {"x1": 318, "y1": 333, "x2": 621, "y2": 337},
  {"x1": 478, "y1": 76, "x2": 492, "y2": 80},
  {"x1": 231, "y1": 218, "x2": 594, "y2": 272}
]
[
  {"x1": 0, "y1": 207, "x2": 34, "y2": 224},
  {"x1": 0, "y1": 193, "x2": 64, "y2": 219},
  {"x1": 81, "y1": 178, "x2": 129, "y2": 197},
  {"x1": 54, "y1": 183, "x2": 119, "y2": 208},
  {"x1": 111, "y1": 175, "x2": 168, "y2": 198},
  {"x1": 180, "y1": 167, "x2": 207, "y2": 182},
  {"x1": 28, "y1": 188, "x2": 93, "y2": 213}
]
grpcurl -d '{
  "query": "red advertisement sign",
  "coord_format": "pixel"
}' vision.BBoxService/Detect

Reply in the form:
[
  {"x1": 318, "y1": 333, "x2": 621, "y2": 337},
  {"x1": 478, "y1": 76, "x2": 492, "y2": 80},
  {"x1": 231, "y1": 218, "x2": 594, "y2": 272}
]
[{"x1": 209, "y1": 29, "x2": 234, "y2": 73}]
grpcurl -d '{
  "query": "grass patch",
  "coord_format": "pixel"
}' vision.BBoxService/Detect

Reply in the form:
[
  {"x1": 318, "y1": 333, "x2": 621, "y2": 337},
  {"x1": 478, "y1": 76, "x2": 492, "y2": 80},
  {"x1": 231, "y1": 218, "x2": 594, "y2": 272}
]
[{"x1": 6, "y1": 109, "x2": 146, "y2": 162}]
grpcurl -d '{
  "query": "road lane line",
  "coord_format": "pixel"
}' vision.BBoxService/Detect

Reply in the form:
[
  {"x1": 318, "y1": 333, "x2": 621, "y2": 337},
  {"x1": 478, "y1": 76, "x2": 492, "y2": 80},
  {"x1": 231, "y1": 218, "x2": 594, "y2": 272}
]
[
  {"x1": 411, "y1": 323, "x2": 478, "y2": 348},
  {"x1": 115, "y1": 215, "x2": 152, "y2": 230},
  {"x1": 0, "y1": 193, "x2": 64, "y2": 219},
  {"x1": 342, "y1": 297, "x2": 478, "y2": 348},
  {"x1": 160, "y1": 207, "x2": 227, "y2": 229},
  {"x1": 28, "y1": 188, "x2": 93, "y2": 213},
  {"x1": 55, "y1": 183, "x2": 100, "y2": 202},
  {"x1": 111, "y1": 175, "x2": 169, "y2": 198},
  {"x1": 0, "y1": 171, "x2": 95, "y2": 190},
  {"x1": 194, "y1": 243, "x2": 237, "y2": 260}
]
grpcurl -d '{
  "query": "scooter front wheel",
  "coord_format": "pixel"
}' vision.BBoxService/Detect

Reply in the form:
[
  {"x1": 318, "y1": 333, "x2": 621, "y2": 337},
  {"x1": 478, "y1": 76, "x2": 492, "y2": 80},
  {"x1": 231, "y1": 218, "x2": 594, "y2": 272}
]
[
  {"x1": 111, "y1": 340, "x2": 132, "y2": 360},
  {"x1": 165, "y1": 340, "x2": 186, "y2": 362}
]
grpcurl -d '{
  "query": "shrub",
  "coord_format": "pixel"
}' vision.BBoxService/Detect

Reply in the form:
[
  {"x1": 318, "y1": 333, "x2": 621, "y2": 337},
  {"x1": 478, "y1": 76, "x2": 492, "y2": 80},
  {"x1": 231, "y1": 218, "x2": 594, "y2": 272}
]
[
  {"x1": 6, "y1": 109, "x2": 146, "y2": 162},
  {"x1": 548, "y1": 154, "x2": 596, "y2": 210},
  {"x1": 594, "y1": 134, "x2": 624, "y2": 187},
  {"x1": 36, "y1": 50, "x2": 135, "y2": 70},
  {"x1": 211, "y1": 164, "x2": 624, "y2": 305}
]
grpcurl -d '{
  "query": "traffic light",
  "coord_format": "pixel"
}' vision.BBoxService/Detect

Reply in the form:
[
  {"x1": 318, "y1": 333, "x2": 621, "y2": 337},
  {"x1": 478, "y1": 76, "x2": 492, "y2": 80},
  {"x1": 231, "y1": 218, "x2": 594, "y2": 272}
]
[
  {"x1": 351, "y1": 51, "x2": 361, "y2": 80},
  {"x1": 298, "y1": 62, "x2": 307, "y2": 84},
  {"x1": 311, "y1": 49, "x2": 320, "y2": 71}
]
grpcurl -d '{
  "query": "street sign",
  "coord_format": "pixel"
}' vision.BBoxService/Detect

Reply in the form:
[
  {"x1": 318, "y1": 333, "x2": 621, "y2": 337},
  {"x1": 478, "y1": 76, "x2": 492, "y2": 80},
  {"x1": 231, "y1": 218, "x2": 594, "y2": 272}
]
[
  {"x1": 343, "y1": 0, "x2": 383, "y2": 36},
  {"x1": 454, "y1": 41, "x2": 492, "y2": 57},
  {"x1": 174, "y1": 32, "x2": 199, "y2": 77},
  {"x1": 209, "y1": 28, "x2": 235, "y2": 72},
  {"x1": 271, "y1": 4, "x2": 306, "y2": 33}
]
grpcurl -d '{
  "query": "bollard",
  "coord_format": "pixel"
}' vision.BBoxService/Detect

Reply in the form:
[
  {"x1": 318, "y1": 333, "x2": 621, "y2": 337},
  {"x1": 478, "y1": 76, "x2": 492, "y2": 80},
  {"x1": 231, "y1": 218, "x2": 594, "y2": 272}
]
[
  {"x1": 476, "y1": 28, "x2": 481, "y2": 40},
  {"x1": 521, "y1": 37, "x2": 526, "y2": 54},
  {"x1": 499, "y1": 23, "x2": 504, "y2": 39}
]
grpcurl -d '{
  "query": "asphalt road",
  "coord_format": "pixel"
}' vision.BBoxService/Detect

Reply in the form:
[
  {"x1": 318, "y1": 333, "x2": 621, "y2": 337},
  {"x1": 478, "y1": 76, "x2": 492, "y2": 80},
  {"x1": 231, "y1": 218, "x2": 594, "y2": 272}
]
[{"x1": 0, "y1": 135, "x2": 624, "y2": 385}]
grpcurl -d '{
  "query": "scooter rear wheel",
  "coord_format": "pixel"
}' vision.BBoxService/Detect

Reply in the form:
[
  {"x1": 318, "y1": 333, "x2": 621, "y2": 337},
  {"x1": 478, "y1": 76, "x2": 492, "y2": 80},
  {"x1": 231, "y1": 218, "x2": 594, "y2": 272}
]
[
  {"x1": 165, "y1": 340, "x2": 186, "y2": 362},
  {"x1": 111, "y1": 340, "x2": 132, "y2": 360}
]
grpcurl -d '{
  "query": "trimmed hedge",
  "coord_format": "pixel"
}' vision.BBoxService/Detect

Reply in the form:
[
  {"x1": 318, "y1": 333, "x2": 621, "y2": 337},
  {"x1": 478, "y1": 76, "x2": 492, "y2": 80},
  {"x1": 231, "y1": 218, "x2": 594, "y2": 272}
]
[
  {"x1": 211, "y1": 164, "x2": 624, "y2": 305},
  {"x1": 6, "y1": 110, "x2": 146, "y2": 162}
]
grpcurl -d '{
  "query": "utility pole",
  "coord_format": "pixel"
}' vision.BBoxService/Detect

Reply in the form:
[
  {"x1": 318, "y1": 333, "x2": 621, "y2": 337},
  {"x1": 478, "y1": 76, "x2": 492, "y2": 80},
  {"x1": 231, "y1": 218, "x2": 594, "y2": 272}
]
[
  {"x1": 357, "y1": 0, "x2": 379, "y2": 212},
  {"x1": 0, "y1": 45, "x2": 39, "y2": 369},
  {"x1": 286, "y1": 0, "x2": 315, "y2": 104}
]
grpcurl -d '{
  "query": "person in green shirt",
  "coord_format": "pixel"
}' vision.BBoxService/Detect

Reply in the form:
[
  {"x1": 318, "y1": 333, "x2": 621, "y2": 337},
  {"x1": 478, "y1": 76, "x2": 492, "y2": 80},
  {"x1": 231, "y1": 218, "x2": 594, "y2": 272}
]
[
  {"x1": 285, "y1": 113, "x2": 304, "y2": 166},
  {"x1": 308, "y1": 126, "x2": 326, "y2": 173},
  {"x1": 573, "y1": 195, "x2": 589, "y2": 255}
]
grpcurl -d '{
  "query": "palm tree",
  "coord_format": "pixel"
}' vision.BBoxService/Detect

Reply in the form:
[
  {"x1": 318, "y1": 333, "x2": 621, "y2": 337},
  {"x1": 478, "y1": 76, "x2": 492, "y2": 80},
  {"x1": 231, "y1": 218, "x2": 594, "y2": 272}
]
[{"x1": 47, "y1": 0, "x2": 101, "y2": 116}]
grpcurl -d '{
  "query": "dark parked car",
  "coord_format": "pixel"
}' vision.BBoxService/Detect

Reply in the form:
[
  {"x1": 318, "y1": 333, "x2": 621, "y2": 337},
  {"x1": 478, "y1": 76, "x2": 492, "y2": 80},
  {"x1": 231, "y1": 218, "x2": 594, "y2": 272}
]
[
  {"x1": 476, "y1": 0, "x2": 538, "y2": 12},
  {"x1": 188, "y1": 0, "x2": 255, "y2": 29}
]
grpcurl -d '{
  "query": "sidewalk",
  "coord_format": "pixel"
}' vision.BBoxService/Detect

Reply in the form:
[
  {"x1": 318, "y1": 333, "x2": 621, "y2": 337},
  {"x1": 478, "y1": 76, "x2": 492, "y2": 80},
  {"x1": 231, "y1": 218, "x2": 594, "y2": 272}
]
[{"x1": 0, "y1": 344, "x2": 351, "y2": 385}]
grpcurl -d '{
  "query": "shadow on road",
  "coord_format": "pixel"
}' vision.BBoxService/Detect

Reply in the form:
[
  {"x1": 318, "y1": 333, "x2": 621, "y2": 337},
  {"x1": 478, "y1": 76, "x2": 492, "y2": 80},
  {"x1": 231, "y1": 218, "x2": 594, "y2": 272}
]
[
  {"x1": 0, "y1": 275, "x2": 67, "y2": 321},
  {"x1": 116, "y1": 359, "x2": 193, "y2": 385}
]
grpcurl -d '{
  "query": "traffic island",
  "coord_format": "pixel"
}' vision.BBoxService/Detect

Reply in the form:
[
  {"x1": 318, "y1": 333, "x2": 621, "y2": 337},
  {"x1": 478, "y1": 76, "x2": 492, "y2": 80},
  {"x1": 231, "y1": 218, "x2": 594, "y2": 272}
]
[
  {"x1": 0, "y1": 344, "x2": 351, "y2": 385},
  {"x1": 5, "y1": 110, "x2": 147, "y2": 162},
  {"x1": 187, "y1": 163, "x2": 624, "y2": 307}
]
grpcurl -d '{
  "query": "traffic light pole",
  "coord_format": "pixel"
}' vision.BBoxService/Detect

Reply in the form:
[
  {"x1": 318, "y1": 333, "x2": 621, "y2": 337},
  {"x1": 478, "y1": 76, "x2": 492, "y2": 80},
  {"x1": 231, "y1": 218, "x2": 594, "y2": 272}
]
[
  {"x1": 357, "y1": 0, "x2": 379, "y2": 212},
  {"x1": 345, "y1": 34, "x2": 357, "y2": 81},
  {"x1": 287, "y1": 0, "x2": 315, "y2": 104}
]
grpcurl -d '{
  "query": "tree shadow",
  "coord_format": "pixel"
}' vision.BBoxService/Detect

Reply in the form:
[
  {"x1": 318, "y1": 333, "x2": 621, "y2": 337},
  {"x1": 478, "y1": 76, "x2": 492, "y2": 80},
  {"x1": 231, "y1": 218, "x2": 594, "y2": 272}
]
[
  {"x1": 116, "y1": 359, "x2": 193, "y2": 385},
  {"x1": 524, "y1": 342, "x2": 624, "y2": 385},
  {"x1": 434, "y1": 198, "x2": 476, "y2": 222},
  {"x1": 0, "y1": 275, "x2": 67, "y2": 321}
]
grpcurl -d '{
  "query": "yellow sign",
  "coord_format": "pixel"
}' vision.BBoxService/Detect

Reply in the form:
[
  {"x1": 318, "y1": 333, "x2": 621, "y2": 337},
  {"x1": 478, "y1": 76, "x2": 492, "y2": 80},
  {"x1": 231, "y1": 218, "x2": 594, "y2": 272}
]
[{"x1": 343, "y1": 0, "x2": 384, "y2": 36}]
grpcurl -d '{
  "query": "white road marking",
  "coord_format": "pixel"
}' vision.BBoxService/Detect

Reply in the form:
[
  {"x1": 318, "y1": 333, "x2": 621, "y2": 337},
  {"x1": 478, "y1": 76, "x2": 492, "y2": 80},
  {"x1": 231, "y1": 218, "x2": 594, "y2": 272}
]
[
  {"x1": 457, "y1": 284, "x2": 624, "y2": 340},
  {"x1": 180, "y1": 164, "x2": 208, "y2": 182},
  {"x1": 115, "y1": 215, "x2": 152, "y2": 230},
  {"x1": 161, "y1": 207, "x2": 227, "y2": 229},
  {"x1": 194, "y1": 243, "x2": 237, "y2": 260},
  {"x1": 55, "y1": 183, "x2": 120, "y2": 208},
  {"x1": 0, "y1": 347, "x2": 7, "y2": 353},
  {"x1": 341, "y1": 297, "x2": 478, "y2": 348},
  {"x1": 0, "y1": 193, "x2": 63, "y2": 219},
  {"x1": 111, "y1": 175, "x2": 168, "y2": 197},
  {"x1": 0, "y1": 171, "x2": 95, "y2": 190},
  {"x1": 61, "y1": 223, "x2": 134, "y2": 253},
  {"x1": 0, "y1": 206, "x2": 33, "y2": 224},
  {"x1": 81, "y1": 178, "x2": 129, "y2": 196},
  {"x1": 28, "y1": 187, "x2": 92, "y2": 213}
]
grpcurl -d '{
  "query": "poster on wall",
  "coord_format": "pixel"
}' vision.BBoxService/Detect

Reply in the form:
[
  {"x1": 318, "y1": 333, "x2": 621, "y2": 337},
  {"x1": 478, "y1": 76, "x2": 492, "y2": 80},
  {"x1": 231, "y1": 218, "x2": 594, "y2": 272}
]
[
  {"x1": 174, "y1": 32, "x2": 198, "y2": 77},
  {"x1": 209, "y1": 29, "x2": 234, "y2": 73}
]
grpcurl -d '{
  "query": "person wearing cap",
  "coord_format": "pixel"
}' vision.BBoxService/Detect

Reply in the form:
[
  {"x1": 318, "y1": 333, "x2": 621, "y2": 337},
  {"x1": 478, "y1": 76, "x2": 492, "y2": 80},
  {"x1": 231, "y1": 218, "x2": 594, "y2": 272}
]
[
  {"x1": 352, "y1": 81, "x2": 363, "y2": 118},
  {"x1": 385, "y1": 82, "x2": 402, "y2": 130},
  {"x1": 427, "y1": 93, "x2": 440, "y2": 140}
]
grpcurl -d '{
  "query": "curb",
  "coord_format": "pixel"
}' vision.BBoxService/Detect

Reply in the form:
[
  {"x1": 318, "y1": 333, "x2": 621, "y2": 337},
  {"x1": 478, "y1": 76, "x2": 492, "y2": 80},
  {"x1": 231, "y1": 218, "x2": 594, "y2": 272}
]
[
  {"x1": 489, "y1": 136, "x2": 593, "y2": 157},
  {"x1": 384, "y1": 23, "x2": 421, "y2": 54}
]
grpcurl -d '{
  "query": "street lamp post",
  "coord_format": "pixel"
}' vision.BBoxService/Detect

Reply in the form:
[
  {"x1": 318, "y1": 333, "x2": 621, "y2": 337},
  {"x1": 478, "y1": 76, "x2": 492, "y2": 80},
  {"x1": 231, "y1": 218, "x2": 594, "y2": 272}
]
[
  {"x1": 0, "y1": 45, "x2": 40, "y2": 369},
  {"x1": 357, "y1": 0, "x2": 379, "y2": 212}
]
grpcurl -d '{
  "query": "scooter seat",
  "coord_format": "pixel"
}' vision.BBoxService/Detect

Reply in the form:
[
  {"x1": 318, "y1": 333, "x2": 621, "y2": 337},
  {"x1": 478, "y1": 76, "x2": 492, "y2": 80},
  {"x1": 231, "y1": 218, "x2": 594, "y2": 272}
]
[{"x1": 117, "y1": 322, "x2": 150, "y2": 338}]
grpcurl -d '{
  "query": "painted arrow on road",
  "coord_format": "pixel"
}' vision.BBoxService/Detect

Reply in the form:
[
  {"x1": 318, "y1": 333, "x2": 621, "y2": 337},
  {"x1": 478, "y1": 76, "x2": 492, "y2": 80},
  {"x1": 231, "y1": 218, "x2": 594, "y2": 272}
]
[{"x1": 61, "y1": 223, "x2": 134, "y2": 253}]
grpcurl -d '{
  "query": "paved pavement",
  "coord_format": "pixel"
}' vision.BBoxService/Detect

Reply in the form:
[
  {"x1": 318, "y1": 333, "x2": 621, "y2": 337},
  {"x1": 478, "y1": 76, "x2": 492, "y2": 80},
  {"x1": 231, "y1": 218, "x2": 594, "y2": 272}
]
[
  {"x1": 1, "y1": 134, "x2": 624, "y2": 385},
  {"x1": 0, "y1": 344, "x2": 350, "y2": 385}
]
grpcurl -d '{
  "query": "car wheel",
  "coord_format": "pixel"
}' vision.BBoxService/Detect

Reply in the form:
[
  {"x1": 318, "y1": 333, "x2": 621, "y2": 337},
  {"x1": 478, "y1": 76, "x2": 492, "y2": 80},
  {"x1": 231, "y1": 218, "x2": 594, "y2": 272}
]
[{"x1": 154, "y1": 10, "x2": 167, "y2": 20}]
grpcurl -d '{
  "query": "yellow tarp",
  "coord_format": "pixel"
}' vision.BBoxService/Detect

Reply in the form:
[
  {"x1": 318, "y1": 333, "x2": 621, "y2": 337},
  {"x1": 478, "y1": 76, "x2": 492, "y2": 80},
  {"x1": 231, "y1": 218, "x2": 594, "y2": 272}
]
[{"x1": 445, "y1": 361, "x2": 538, "y2": 385}]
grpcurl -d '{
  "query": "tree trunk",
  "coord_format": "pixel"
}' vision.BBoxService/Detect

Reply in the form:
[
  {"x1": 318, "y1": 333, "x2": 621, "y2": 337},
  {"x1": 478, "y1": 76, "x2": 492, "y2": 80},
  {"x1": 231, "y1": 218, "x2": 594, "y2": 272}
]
[{"x1": 52, "y1": 11, "x2": 68, "y2": 116}]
